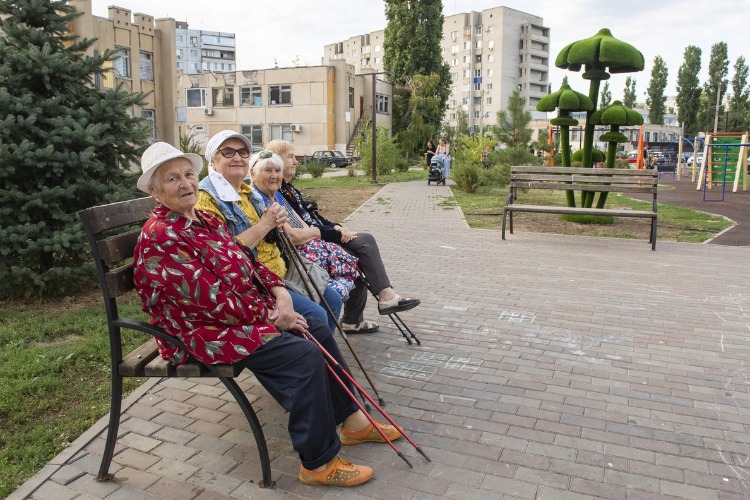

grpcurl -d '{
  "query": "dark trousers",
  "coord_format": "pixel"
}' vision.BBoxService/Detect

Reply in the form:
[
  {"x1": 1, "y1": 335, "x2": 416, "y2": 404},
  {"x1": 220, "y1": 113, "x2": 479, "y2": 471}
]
[
  {"x1": 340, "y1": 232, "x2": 391, "y2": 324},
  {"x1": 237, "y1": 318, "x2": 358, "y2": 470}
]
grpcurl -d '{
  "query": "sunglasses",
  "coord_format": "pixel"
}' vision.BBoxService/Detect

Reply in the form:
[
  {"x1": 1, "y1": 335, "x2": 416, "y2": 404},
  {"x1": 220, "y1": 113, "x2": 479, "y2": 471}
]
[
  {"x1": 251, "y1": 150, "x2": 275, "y2": 169},
  {"x1": 218, "y1": 147, "x2": 251, "y2": 159}
]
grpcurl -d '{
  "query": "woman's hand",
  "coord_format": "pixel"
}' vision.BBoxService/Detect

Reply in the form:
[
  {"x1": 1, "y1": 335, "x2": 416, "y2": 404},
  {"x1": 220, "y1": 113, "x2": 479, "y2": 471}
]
[
  {"x1": 268, "y1": 286, "x2": 307, "y2": 331},
  {"x1": 261, "y1": 202, "x2": 288, "y2": 232},
  {"x1": 335, "y1": 225, "x2": 357, "y2": 243}
]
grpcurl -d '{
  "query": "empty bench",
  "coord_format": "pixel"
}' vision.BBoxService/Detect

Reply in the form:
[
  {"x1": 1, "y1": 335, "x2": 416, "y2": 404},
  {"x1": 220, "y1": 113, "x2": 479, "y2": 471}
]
[
  {"x1": 79, "y1": 196, "x2": 273, "y2": 487},
  {"x1": 502, "y1": 166, "x2": 659, "y2": 250}
]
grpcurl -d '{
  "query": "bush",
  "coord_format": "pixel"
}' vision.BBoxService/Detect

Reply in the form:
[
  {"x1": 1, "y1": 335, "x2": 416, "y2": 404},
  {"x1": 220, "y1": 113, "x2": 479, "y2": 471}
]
[
  {"x1": 480, "y1": 164, "x2": 511, "y2": 187},
  {"x1": 304, "y1": 160, "x2": 326, "y2": 178},
  {"x1": 357, "y1": 125, "x2": 402, "y2": 176},
  {"x1": 394, "y1": 158, "x2": 410, "y2": 172},
  {"x1": 452, "y1": 162, "x2": 482, "y2": 193}
]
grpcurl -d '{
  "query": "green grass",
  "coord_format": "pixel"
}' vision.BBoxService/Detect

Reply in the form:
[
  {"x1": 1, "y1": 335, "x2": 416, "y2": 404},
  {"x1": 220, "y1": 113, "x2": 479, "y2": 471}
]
[
  {"x1": 453, "y1": 186, "x2": 733, "y2": 243},
  {"x1": 0, "y1": 294, "x2": 148, "y2": 498},
  {"x1": 294, "y1": 168, "x2": 424, "y2": 189}
]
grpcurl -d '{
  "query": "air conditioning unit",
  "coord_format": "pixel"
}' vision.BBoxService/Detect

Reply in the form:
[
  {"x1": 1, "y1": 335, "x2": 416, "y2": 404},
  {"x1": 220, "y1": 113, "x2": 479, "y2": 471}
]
[
  {"x1": 204, "y1": 107, "x2": 213, "y2": 115},
  {"x1": 290, "y1": 124, "x2": 302, "y2": 132}
]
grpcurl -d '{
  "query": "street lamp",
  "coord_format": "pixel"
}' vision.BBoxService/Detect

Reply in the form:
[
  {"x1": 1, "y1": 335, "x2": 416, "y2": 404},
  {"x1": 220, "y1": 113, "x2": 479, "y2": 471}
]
[{"x1": 370, "y1": 72, "x2": 387, "y2": 185}]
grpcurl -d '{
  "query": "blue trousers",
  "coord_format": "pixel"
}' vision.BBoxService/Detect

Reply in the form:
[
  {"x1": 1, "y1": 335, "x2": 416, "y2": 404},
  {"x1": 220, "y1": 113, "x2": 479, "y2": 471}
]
[
  {"x1": 289, "y1": 285, "x2": 342, "y2": 332},
  {"x1": 237, "y1": 318, "x2": 358, "y2": 470}
]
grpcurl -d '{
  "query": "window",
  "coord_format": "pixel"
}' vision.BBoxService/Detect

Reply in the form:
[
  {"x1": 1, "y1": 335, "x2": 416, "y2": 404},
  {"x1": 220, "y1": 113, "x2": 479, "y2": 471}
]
[
  {"x1": 186, "y1": 88, "x2": 206, "y2": 107},
  {"x1": 475, "y1": 25, "x2": 482, "y2": 35},
  {"x1": 374, "y1": 44, "x2": 381, "y2": 52},
  {"x1": 464, "y1": 41, "x2": 470, "y2": 50},
  {"x1": 190, "y1": 49, "x2": 199, "y2": 58},
  {"x1": 349, "y1": 87, "x2": 354, "y2": 108},
  {"x1": 269, "y1": 124, "x2": 293, "y2": 142},
  {"x1": 474, "y1": 82, "x2": 481, "y2": 91},
  {"x1": 241, "y1": 124, "x2": 262, "y2": 146},
  {"x1": 450, "y1": 99, "x2": 456, "y2": 108},
  {"x1": 475, "y1": 40, "x2": 482, "y2": 49},
  {"x1": 463, "y1": 69, "x2": 469, "y2": 78},
  {"x1": 240, "y1": 85, "x2": 263, "y2": 106},
  {"x1": 189, "y1": 36, "x2": 198, "y2": 46},
  {"x1": 139, "y1": 51, "x2": 153, "y2": 81},
  {"x1": 142, "y1": 109, "x2": 156, "y2": 139},
  {"x1": 488, "y1": 40, "x2": 494, "y2": 50},
  {"x1": 177, "y1": 48, "x2": 184, "y2": 59},
  {"x1": 462, "y1": 97, "x2": 468, "y2": 106},
  {"x1": 473, "y1": 97, "x2": 481, "y2": 105},
  {"x1": 487, "y1": 69, "x2": 494, "y2": 77},
  {"x1": 451, "y1": 72, "x2": 458, "y2": 81},
  {"x1": 269, "y1": 84, "x2": 291, "y2": 105},
  {"x1": 451, "y1": 30, "x2": 458, "y2": 41},
  {"x1": 451, "y1": 86, "x2": 457, "y2": 94},
  {"x1": 486, "y1": 25, "x2": 493, "y2": 34},
  {"x1": 376, "y1": 94, "x2": 389, "y2": 113},
  {"x1": 486, "y1": 97, "x2": 492, "y2": 105},
  {"x1": 176, "y1": 34, "x2": 183, "y2": 43},
  {"x1": 190, "y1": 62, "x2": 199, "y2": 72},
  {"x1": 114, "y1": 47, "x2": 130, "y2": 78},
  {"x1": 486, "y1": 83, "x2": 493, "y2": 91},
  {"x1": 212, "y1": 87, "x2": 234, "y2": 107},
  {"x1": 451, "y1": 58, "x2": 457, "y2": 66},
  {"x1": 463, "y1": 55, "x2": 470, "y2": 64},
  {"x1": 488, "y1": 54, "x2": 494, "y2": 63},
  {"x1": 475, "y1": 55, "x2": 482, "y2": 63},
  {"x1": 462, "y1": 83, "x2": 470, "y2": 91},
  {"x1": 474, "y1": 111, "x2": 481, "y2": 119},
  {"x1": 451, "y1": 45, "x2": 458, "y2": 55},
  {"x1": 474, "y1": 69, "x2": 481, "y2": 77},
  {"x1": 450, "y1": 113, "x2": 456, "y2": 121}
]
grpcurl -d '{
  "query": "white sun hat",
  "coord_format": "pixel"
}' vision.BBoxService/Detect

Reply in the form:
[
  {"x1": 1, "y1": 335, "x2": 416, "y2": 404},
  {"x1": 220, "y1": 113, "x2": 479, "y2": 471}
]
[
  {"x1": 137, "y1": 142, "x2": 202, "y2": 193},
  {"x1": 204, "y1": 130, "x2": 252, "y2": 163}
]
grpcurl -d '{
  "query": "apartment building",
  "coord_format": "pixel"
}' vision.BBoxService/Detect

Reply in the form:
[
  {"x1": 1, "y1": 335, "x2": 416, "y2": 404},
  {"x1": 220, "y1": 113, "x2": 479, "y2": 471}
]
[
  {"x1": 177, "y1": 60, "x2": 392, "y2": 156},
  {"x1": 69, "y1": 0, "x2": 178, "y2": 145},
  {"x1": 323, "y1": 6, "x2": 550, "y2": 133},
  {"x1": 175, "y1": 22, "x2": 237, "y2": 75}
]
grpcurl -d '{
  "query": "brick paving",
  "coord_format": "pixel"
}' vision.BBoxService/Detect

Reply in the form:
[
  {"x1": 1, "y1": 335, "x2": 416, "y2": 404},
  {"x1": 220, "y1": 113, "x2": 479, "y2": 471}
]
[{"x1": 10, "y1": 180, "x2": 750, "y2": 499}]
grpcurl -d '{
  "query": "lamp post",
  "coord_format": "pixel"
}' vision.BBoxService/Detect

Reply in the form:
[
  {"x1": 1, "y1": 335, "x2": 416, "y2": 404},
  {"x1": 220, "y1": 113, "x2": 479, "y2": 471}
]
[{"x1": 369, "y1": 72, "x2": 388, "y2": 185}]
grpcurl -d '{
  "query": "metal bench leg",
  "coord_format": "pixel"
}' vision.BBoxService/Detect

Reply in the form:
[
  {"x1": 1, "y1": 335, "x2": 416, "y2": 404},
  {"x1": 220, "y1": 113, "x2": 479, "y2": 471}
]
[
  {"x1": 219, "y1": 377, "x2": 274, "y2": 488},
  {"x1": 651, "y1": 218, "x2": 657, "y2": 251},
  {"x1": 96, "y1": 375, "x2": 122, "y2": 481},
  {"x1": 501, "y1": 208, "x2": 507, "y2": 240}
]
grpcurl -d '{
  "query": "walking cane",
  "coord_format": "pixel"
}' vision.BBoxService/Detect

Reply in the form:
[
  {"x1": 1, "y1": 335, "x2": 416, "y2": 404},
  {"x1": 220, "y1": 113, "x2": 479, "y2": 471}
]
[
  {"x1": 301, "y1": 329, "x2": 431, "y2": 465},
  {"x1": 276, "y1": 229, "x2": 386, "y2": 407}
]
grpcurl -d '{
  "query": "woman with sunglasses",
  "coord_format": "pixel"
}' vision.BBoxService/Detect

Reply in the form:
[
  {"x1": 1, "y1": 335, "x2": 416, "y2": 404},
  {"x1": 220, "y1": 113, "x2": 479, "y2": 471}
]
[{"x1": 196, "y1": 130, "x2": 343, "y2": 333}]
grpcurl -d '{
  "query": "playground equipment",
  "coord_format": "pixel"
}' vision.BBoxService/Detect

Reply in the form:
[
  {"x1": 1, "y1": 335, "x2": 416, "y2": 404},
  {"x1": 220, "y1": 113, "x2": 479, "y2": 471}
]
[{"x1": 695, "y1": 131, "x2": 749, "y2": 201}]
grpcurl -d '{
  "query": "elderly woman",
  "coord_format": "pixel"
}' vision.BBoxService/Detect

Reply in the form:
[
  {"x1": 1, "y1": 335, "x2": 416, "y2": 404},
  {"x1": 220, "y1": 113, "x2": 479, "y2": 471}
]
[
  {"x1": 195, "y1": 130, "x2": 342, "y2": 333},
  {"x1": 133, "y1": 142, "x2": 400, "y2": 487},
  {"x1": 246, "y1": 151, "x2": 359, "y2": 303},
  {"x1": 265, "y1": 140, "x2": 420, "y2": 335}
]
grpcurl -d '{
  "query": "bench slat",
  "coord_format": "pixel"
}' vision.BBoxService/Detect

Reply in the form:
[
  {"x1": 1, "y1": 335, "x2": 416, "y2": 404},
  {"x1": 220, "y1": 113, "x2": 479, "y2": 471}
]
[
  {"x1": 510, "y1": 182, "x2": 657, "y2": 193},
  {"x1": 511, "y1": 166, "x2": 658, "y2": 177},
  {"x1": 105, "y1": 264, "x2": 136, "y2": 297},
  {"x1": 96, "y1": 229, "x2": 142, "y2": 266},
  {"x1": 504, "y1": 204, "x2": 656, "y2": 217},
  {"x1": 80, "y1": 197, "x2": 154, "y2": 234},
  {"x1": 510, "y1": 174, "x2": 656, "y2": 185},
  {"x1": 119, "y1": 340, "x2": 159, "y2": 377}
]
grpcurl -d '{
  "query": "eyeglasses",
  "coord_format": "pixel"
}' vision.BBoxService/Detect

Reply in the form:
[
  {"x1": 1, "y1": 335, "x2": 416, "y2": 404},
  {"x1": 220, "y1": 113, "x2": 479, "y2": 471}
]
[
  {"x1": 251, "y1": 150, "x2": 275, "y2": 169},
  {"x1": 218, "y1": 147, "x2": 251, "y2": 159}
]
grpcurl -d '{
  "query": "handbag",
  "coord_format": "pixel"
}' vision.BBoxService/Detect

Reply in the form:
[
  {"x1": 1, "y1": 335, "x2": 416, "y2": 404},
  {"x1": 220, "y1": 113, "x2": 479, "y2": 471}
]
[{"x1": 284, "y1": 254, "x2": 330, "y2": 303}]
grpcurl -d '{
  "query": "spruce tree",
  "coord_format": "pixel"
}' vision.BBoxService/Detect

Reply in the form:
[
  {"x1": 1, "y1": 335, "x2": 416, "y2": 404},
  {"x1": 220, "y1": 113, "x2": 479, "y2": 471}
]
[
  {"x1": 0, "y1": 0, "x2": 150, "y2": 297},
  {"x1": 646, "y1": 56, "x2": 669, "y2": 125},
  {"x1": 493, "y1": 90, "x2": 532, "y2": 148},
  {"x1": 676, "y1": 45, "x2": 702, "y2": 136}
]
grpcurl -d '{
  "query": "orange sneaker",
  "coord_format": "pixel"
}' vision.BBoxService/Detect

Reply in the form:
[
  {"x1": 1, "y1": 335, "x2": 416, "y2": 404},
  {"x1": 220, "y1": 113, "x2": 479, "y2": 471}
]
[
  {"x1": 299, "y1": 456, "x2": 373, "y2": 487},
  {"x1": 339, "y1": 419, "x2": 402, "y2": 445}
]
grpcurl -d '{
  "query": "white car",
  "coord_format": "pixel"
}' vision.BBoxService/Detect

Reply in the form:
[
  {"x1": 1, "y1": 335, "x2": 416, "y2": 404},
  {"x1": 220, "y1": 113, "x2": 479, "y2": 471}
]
[{"x1": 687, "y1": 152, "x2": 704, "y2": 167}]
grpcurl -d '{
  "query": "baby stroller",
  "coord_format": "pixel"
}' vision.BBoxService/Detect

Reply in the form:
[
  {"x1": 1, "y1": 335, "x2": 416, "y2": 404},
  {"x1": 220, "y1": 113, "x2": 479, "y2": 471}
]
[{"x1": 428, "y1": 154, "x2": 446, "y2": 186}]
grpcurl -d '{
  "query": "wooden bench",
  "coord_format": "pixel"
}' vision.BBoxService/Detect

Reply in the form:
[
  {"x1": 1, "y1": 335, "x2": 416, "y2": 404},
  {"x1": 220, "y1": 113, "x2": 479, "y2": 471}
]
[
  {"x1": 79, "y1": 197, "x2": 273, "y2": 487},
  {"x1": 502, "y1": 166, "x2": 659, "y2": 250}
]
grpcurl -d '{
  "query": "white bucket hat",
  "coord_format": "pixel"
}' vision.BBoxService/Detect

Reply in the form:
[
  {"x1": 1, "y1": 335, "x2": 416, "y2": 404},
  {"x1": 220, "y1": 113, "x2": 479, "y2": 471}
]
[
  {"x1": 137, "y1": 142, "x2": 202, "y2": 193},
  {"x1": 204, "y1": 130, "x2": 252, "y2": 163}
]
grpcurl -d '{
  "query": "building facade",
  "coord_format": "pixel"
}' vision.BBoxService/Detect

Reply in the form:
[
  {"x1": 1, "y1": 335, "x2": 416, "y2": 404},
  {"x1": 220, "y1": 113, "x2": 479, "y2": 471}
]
[
  {"x1": 323, "y1": 6, "x2": 550, "y2": 134},
  {"x1": 175, "y1": 22, "x2": 236, "y2": 75},
  {"x1": 69, "y1": 0, "x2": 179, "y2": 145},
  {"x1": 177, "y1": 60, "x2": 392, "y2": 156}
]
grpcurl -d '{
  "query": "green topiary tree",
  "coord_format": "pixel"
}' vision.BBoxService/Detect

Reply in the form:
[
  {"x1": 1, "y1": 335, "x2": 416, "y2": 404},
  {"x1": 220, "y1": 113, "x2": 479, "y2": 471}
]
[
  {"x1": 555, "y1": 28, "x2": 644, "y2": 170},
  {"x1": 0, "y1": 0, "x2": 150, "y2": 298}
]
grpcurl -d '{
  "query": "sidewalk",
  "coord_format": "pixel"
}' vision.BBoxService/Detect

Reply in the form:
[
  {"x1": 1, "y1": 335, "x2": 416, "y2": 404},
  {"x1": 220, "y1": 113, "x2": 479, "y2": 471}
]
[{"x1": 11, "y1": 180, "x2": 750, "y2": 499}]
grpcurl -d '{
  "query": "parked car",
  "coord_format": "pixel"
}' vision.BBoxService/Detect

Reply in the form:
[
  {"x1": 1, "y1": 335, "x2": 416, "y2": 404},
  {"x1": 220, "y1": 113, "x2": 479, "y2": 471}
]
[
  {"x1": 687, "y1": 152, "x2": 704, "y2": 167},
  {"x1": 308, "y1": 150, "x2": 352, "y2": 168}
]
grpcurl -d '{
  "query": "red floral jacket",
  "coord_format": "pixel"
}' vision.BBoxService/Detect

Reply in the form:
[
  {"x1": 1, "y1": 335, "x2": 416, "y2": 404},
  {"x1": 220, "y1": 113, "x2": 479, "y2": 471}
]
[{"x1": 133, "y1": 205, "x2": 285, "y2": 365}]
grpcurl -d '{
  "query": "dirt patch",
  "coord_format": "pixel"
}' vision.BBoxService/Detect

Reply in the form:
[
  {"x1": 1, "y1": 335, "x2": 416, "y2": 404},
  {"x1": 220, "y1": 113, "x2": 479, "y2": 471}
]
[{"x1": 301, "y1": 185, "x2": 382, "y2": 223}]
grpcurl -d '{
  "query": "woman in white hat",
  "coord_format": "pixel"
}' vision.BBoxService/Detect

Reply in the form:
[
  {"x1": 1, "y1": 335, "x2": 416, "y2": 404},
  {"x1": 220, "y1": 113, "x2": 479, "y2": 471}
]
[
  {"x1": 195, "y1": 130, "x2": 344, "y2": 333},
  {"x1": 133, "y1": 141, "x2": 400, "y2": 488}
]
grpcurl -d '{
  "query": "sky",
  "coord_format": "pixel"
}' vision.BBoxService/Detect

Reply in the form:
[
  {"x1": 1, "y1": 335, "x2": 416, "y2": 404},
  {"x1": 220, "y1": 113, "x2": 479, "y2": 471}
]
[{"x1": 91, "y1": 0, "x2": 749, "y2": 102}]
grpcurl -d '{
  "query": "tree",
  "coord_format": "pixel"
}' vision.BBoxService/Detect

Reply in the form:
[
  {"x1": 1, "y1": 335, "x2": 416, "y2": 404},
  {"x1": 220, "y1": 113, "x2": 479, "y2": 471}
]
[
  {"x1": 600, "y1": 81, "x2": 612, "y2": 107},
  {"x1": 384, "y1": 0, "x2": 451, "y2": 140},
  {"x1": 455, "y1": 107, "x2": 471, "y2": 137},
  {"x1": 728, "y1": 56, "x2": 750, "y2": 131},
  {"x1": 698, "y1": 42, "x2": 729, "y2": 132},
  {"x1": 493, "y1": 90, "x2": 532, "y2": 148},
  {"x1": 646, "y1": 56, "x2": 669, "y2": 125},
  {"x1": 623, "y1": 76, "x2": 637, "y2": 108},
  {"x1": 676, "y1": 45, "x2": 702, "y2": 136},
  {"x1": 394, "y1": 74, "x2": 445, "y2": 157},
  {"x1": 0, "y1": 0, "x2": 150, "y2": 297}
]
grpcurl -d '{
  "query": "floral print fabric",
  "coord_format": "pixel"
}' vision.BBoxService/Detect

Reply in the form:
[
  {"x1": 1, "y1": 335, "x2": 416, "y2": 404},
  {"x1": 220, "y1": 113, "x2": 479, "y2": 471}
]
[{"x1": 133, "y1": 205, "x2": 285, "y2": 365}]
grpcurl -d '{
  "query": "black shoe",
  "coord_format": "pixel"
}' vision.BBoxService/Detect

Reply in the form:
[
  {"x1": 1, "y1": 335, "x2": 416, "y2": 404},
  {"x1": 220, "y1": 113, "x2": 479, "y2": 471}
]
[{"x1": 378, "y1": 297, "x2": 420, "y2": 315}]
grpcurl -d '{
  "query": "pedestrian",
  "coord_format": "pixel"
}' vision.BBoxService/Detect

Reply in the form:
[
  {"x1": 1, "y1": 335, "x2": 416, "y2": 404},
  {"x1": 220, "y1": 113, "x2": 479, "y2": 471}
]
[
  {"x1": 481, "y1": 146, "x2": 491, "y2": 169},
  {"x1": 424, "y1": 140, "x2": 436, "y2": 168}
]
